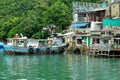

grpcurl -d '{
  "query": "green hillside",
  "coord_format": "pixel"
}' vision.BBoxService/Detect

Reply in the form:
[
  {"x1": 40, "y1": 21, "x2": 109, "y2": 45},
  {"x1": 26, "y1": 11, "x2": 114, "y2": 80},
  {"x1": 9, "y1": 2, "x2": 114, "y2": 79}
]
[{"x1": 0, "y1": 0, "x2": 103, "y2": 40}]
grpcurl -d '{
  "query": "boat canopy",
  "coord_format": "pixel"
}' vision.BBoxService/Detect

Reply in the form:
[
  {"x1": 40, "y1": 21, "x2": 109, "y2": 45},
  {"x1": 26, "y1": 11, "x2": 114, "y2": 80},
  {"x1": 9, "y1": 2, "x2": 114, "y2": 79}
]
[{"x1": 71, "y1": 22, "x2": 89, "y2": 28}]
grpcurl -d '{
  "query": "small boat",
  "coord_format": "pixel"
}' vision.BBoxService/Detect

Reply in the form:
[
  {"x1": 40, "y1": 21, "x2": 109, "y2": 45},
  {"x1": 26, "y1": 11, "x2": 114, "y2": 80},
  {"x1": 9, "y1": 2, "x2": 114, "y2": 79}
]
[
  {"x1": 4, "y1": 34, "x2": 68, "y2": 55},
  {"x1": 0, "y1": 42, "x2": 4, "y2": 49}
]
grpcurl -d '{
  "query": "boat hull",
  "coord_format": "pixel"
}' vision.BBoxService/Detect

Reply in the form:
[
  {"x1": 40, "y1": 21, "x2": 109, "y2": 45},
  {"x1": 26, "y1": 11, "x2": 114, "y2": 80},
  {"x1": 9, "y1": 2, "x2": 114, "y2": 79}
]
[{"x1": 4, "y1": 44, "x2": 68, "y2": 55}]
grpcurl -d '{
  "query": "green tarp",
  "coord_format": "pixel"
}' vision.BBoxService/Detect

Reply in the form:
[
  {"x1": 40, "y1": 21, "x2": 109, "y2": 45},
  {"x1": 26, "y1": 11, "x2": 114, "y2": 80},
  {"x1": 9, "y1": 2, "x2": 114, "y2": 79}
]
[{"x1": 103, "y1": 18, "x2": 120, "y2": 26}]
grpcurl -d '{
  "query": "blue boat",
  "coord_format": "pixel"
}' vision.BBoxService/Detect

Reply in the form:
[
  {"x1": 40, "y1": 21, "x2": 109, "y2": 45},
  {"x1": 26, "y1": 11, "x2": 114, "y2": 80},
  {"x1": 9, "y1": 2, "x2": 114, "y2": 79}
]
[
  {"x1": 4, "y1": 34, "x2": 68, "y2": 55},
  {"x1": 0, "y1": 42, "x2": 4, "y2": 49}
]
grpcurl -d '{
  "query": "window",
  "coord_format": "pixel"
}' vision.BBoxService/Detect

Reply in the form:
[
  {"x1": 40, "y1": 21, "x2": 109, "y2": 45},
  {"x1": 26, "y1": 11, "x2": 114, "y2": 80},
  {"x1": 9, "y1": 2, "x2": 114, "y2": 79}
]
[
  {"x1": 77, "y1": 39, "x2": 82, "y2": 44},
  {"x1": 114, "y1": 39, "x2": 120, "y2": 44},
  {"x1": 101, "y1": 31, "x2": 105, "y2": 34},
  {"x1": 18, "y1": 40, "x2": 24, "y2": 43},
  {"x1": 96, "y1": 39, "x2": 100, "y2": 44},
  {"x1": 93, "y1": 38, "x2": 100, "y2": 44},
  {"x1": 8, "y1": 40, "x2": 12, "y2": 43}
]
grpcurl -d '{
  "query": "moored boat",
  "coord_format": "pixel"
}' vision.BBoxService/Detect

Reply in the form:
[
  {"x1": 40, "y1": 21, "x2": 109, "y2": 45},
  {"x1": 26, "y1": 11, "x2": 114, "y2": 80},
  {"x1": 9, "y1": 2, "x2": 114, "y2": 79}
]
[{"x1": 4, "y1": 34, "x2": 68, "y2": 55}]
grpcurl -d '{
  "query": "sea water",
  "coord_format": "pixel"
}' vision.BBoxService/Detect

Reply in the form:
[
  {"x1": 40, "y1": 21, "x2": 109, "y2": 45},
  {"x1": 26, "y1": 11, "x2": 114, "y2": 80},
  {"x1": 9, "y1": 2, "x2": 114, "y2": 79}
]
[{"x1": 0, "y1": 50, "x2": 120, "y2": 80}]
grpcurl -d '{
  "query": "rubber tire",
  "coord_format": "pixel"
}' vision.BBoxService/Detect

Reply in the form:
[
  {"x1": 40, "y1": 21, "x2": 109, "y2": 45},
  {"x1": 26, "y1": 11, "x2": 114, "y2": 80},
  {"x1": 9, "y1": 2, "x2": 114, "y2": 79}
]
[
  {"x1": 46, "y1": 48, "x2": 51, "y2": 54},
  {"x1": 28, "y1": 48, "x2": 34, "y2": 54},
  {"x1": 35, "y1": 48, "x2": 40, "y2": 54}
]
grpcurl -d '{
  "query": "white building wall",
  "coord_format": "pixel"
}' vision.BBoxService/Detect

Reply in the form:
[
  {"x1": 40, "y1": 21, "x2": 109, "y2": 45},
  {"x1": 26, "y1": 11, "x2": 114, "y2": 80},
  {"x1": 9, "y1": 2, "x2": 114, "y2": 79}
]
[
  {"x1": 90, "y1": 22, "x2": 102, "y2": 30},
  {"x1": 73, "y1": 13, "x2": 78, "y2": 22}
]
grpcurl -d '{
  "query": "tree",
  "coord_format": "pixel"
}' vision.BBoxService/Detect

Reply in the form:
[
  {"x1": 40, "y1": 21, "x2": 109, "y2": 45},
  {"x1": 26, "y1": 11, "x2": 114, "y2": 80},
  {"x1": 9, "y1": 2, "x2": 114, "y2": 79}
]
[
  {"x1": 45, "y1": 0, "x2": 72, "y2": 32},
  {"x1": 0, "y1": 0, "x2": 105, "y2": 40}
]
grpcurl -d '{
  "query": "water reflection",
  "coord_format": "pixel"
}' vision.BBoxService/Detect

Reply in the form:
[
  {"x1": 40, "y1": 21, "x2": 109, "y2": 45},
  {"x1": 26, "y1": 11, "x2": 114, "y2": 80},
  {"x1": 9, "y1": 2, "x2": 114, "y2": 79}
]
[
  {"x1": 2, "y1": 54, "x2": 71, "y2": 80},
  {"x1": 64, "y1": 54, "x2": 120, "y2": 80},
  {"x1": 0, "y1": 52, "x2": 120, "y2": 80}
]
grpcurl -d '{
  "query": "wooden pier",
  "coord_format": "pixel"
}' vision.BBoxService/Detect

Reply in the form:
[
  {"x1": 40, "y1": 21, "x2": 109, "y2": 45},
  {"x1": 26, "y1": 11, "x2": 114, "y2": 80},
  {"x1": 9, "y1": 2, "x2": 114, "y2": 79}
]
[{"x1": 90, "y1": 44, "x2": 120, "y2": 58}]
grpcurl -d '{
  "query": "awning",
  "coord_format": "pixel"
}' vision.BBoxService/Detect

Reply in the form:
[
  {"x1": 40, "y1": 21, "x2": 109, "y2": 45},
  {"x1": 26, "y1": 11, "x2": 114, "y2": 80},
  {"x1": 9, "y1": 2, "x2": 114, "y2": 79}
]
[
  {"x1": 71, "y1": 22, "x2": 89, "y2": 28},
  {"x1": 63, "y1": 32, "x2": 75, "y2": 36}
]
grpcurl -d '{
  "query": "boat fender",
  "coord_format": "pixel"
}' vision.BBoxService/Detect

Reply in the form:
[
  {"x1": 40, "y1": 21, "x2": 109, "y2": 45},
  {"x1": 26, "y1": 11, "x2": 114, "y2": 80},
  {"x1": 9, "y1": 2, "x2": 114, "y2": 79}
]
[
  {"x1": 28, "y1": 48, "x2": 34, "y2": 54},
  {"x1": 35, "y1": 48, "x2": 40, "y2": 54},
  {"x1": 46, "y1": 48, "x2": 51, "y2": 54}
]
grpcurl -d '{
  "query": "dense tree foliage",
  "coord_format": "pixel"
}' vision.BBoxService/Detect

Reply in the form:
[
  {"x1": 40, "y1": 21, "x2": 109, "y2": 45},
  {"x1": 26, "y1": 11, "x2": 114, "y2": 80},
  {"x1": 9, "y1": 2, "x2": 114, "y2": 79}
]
[{"x1": 0, "y1": 0, "x2": 103, "y2": 40}]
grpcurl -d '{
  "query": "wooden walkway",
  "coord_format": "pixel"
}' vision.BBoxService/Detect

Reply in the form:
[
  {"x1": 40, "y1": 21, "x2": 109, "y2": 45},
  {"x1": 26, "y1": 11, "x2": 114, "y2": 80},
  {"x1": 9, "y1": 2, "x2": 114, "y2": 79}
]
[{"x1": 90, "y1": 44, "x2": 120, "y2": 58}]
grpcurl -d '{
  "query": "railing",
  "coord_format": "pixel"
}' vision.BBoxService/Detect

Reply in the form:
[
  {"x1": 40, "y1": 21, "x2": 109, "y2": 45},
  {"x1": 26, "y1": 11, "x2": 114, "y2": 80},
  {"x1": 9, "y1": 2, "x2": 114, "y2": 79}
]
[
  {"x1": 110, "y1": 44, "x2": 120, "y2": 49},
  {"x1": 91, "y1": 44, "x2": 120, "y2": 51},
  {"x1": 91, "y1": 44, "x2": 110, "y2": 50},
  {"x1": 75, "y1": 28, "x2": 91, "y2": 33}
]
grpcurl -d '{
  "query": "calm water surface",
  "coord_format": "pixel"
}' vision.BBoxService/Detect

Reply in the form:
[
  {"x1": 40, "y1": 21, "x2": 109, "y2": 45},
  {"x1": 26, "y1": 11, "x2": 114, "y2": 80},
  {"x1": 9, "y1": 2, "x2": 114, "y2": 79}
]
[{"x1": 0, "y1": 50, "x2": 120, "y2": 80}]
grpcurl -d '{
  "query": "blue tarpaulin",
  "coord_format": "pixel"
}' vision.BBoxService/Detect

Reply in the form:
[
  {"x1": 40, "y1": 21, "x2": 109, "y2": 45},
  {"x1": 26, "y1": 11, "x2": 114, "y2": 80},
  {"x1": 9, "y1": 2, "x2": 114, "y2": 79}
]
[{"x1": 71, "y1": 22, "x2": 89, "y2": 28}]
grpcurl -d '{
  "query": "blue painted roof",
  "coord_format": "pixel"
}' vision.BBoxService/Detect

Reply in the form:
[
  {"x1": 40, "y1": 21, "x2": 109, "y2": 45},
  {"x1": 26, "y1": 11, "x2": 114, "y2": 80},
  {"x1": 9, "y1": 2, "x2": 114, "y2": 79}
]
[{"x1": 71, "y1": 22, "x2": 89, "y2": 28}]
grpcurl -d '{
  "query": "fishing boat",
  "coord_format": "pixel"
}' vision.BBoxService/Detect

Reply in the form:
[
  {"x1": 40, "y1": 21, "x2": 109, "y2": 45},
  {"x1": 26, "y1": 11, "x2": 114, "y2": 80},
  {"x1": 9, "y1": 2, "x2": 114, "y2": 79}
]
[{"x1": 4, "y1": 34, "x2": 68, "y2": 55}]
